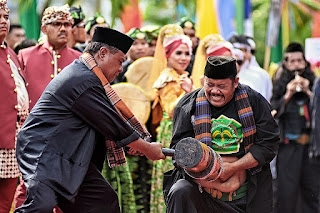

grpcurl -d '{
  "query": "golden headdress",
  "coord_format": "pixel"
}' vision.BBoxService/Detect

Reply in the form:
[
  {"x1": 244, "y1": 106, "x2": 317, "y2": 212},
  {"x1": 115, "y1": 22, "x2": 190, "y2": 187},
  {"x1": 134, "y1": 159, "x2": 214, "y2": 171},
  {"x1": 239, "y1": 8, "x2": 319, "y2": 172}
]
[
  {"x1": 191, "y1": 34, "x2": 233, "y2": 88},
  {"x1": 41, "y1": 4, "x2": 73, "y2": 26},
  {"x1": 146, "y1": 24, "x2": 185, "y2": 100},
  {"x1": 0, "y1": 0, "x2": 9, "y2": 13}
]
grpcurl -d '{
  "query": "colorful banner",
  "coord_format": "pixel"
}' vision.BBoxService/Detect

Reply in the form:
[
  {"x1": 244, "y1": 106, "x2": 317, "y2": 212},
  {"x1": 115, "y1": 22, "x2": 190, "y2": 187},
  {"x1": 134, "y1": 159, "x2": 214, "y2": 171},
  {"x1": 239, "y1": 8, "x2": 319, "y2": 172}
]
[
  {"x1": 120, "y1": 0, "x2": 143, "y2": 33},
  {"x1": 217, "y1": 0, "x2": 235, "y2": 39},
  {"x1": 196, "y1": 0, "x2": 220, "y2": 39}
]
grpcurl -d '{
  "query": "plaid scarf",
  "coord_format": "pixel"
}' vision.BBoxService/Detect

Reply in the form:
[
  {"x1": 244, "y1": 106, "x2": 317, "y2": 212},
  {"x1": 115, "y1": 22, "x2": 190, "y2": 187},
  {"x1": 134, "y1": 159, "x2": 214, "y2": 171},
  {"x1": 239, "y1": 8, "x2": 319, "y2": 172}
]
[
  {"x1": 195, "y1": 85, "x2": 256, "y2": 152},
  {"x1": 80, "y1": 52, "x2": 151, "y2": 167}
]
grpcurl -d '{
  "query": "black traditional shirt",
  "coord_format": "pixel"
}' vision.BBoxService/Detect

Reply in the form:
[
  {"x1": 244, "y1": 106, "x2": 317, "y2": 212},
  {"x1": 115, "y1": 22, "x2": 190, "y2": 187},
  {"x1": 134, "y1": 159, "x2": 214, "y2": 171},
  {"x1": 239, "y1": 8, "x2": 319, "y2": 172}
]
[
  {"x1": 171, "y1": 85, "x2": 279, "y2": 213},
  {"x1": 16, "y1": 59, "x2": 139, "y2": 199}
]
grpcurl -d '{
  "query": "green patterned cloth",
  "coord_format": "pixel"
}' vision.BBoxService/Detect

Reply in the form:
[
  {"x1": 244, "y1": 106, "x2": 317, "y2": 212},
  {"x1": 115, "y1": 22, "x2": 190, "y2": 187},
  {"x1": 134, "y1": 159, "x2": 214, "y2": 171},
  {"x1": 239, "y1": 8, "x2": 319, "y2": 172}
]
[
  {"x1": 150, "y1": 112, "x2": 175, "y2": 213},
  {"x1": 102, "y1": 162, "x2": 137, "y2": 213}
]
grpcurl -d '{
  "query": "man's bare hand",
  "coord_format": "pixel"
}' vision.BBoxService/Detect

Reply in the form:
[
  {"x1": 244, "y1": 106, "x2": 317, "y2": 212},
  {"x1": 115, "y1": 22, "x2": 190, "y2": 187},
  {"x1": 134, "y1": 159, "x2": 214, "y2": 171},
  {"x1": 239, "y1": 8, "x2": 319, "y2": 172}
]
[
  {"x1": 219, "y1": 161, "x2": 236, "y2": 181},
  {"x1": 127, "y1": 138, "x2": 165, "y2": 160},
  {"x1": 144, "y1": 142, "x2": 166, "y2": 161}
]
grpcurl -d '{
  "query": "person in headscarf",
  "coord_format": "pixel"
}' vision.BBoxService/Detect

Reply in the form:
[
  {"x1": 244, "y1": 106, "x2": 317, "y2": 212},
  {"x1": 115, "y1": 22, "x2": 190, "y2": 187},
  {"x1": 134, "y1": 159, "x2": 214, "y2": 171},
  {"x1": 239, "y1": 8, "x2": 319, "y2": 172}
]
[
  {"x1": 191, "y1": 33, "x2": 233, "y2": 88},
  {"x1": 149, "y1": 24, "x2": 194, "y2": 213},
  {"x1": 0, "y1": 1, "x2": 29, "y2": 211}
]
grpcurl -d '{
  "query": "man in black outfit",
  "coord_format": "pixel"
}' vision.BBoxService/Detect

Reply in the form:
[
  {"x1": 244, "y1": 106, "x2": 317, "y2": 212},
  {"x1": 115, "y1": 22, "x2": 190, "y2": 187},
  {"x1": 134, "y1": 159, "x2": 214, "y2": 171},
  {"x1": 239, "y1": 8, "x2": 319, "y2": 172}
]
[{"x1": 15, "y1": 27, "x2": 165, "y2": 213}]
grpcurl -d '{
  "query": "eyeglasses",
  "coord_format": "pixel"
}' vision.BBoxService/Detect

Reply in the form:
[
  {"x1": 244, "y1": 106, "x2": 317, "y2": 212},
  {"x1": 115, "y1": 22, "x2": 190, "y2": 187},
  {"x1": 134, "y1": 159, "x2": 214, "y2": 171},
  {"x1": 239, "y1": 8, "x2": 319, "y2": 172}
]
[{"x1": 50, "y1": 22, "x2": 72, "y2": 29}]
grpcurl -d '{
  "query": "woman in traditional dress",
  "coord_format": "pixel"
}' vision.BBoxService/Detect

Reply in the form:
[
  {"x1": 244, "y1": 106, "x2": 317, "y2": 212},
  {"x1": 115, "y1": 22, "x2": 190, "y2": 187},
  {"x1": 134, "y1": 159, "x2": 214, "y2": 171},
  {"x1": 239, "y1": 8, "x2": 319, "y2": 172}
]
[{"x1": 149, "y1": 24, "x2": 194, "y2": 213}]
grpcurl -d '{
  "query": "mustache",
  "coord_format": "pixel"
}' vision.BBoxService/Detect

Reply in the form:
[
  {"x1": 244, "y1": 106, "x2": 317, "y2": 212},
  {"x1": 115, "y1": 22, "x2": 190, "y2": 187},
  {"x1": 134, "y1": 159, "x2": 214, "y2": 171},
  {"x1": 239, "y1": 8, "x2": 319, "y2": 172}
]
[{"x1": 58, "y1": 32, "x2": 67, "y2": 36}]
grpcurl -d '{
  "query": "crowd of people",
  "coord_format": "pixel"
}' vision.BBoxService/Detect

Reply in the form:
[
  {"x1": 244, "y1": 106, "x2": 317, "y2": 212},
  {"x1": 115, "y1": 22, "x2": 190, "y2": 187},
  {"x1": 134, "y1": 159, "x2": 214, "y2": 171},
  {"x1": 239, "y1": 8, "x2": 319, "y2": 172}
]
[{"x1": 1, "y1": 0, "x2": 320, "y2": 212}]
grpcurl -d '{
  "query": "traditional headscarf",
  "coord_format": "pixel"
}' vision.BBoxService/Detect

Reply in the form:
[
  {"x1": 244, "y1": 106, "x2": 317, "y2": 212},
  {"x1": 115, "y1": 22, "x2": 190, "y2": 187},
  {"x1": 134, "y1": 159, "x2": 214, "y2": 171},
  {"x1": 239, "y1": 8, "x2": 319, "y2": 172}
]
[
  {"x1": 0, "y1": 0, "x2": 9, "y2": 13},
  {"x1": 192, "y1": 34, "x2": 233, "y2": 88},
  {"x1": 178, "y1": 17, "x2": 196, "y2": 30},
  {"x1": 164, "y1": 34, "x2": 192, "y2": 58},
  {"x1": 126, "y1": 28, "x2": 147, "y2": 40},
  {"x1": 85, "y1": 13, "x2": 108, "y2": 34},
  {"x1": 140, "y1": 25, "x2": 160, "y2": 43},
  {"x1": 70, "y1": 5, "x2": 85, "y2": 27},
  {"x1": 41, "y1": 4, "x2": 73, "y2": 26},
  {"x1": 228, "y1": 34, "x2": 251, "y2": 52},
  {"x1": 146, "y1": 24, "x2": 191, "y2": 100}
]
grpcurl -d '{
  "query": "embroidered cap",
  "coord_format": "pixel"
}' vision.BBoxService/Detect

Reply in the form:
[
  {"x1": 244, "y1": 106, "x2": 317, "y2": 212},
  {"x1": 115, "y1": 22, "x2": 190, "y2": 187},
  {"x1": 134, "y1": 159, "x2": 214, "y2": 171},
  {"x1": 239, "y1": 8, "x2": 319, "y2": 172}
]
[
  {"x1": 42, "y1": 4, "x2": 73, "y2": 26},
  {"x1": 204, "y1": 56, "x2": 237, "y2": 79},
  {"x1": 92, "y1": 27, "x2": 134, "y2": 54},
  {"x1": 0, "y1": 0, "x2": 9, "y2": 13}
]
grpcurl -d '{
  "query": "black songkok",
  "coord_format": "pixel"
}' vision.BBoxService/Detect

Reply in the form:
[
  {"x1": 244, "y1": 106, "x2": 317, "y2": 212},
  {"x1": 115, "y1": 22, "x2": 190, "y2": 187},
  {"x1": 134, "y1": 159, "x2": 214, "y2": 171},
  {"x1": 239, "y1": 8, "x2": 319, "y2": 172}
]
[
  {"x1": 92, "y1": 27, "x2": 134, "y2": 54},
  {"x1": 204, "y1": 56, "x2": 237, "y2": 79}
]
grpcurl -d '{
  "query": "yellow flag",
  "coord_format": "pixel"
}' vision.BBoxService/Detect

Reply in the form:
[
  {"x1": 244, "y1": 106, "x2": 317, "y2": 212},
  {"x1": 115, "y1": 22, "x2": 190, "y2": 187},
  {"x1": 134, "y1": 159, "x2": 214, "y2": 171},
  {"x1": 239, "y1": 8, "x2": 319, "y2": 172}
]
[{"x1": 196, "y1": 0, "x2": 220, "y2": 39}]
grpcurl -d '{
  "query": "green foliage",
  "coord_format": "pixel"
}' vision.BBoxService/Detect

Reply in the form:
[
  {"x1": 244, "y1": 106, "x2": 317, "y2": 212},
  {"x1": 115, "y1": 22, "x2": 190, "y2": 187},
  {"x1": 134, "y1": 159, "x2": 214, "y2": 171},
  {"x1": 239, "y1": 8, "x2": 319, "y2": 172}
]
[
  {"x1": 289, "y1": 2, "x2": 312, "y2": 44},
  {"x1": 252, "y1": 0, "x2": 270, "y2": 66},
  {"x1": 143, "y1": 0, "x2": 175, "y2": 26}
]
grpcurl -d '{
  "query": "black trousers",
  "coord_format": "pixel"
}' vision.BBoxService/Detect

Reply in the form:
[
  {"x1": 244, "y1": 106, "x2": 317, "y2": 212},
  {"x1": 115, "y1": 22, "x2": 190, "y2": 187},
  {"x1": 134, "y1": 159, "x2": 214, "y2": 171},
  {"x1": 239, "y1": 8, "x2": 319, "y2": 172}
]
[
  {"x1": 166, "y1": 179, "x2": 246, "y2": 213},
  {"x1": 15, "y1": 163, "x2": 120, "y2": 213},
  {"x1": 275, "y1": 142, "x2": 320, "y2": 213}
]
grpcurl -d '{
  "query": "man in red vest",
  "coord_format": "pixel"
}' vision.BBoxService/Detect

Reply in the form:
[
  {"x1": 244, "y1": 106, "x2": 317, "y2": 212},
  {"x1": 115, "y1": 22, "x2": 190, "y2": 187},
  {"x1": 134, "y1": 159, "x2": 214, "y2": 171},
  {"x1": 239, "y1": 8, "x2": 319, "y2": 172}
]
[
  {"x1": 0, "y1": 0, "x2": 29, "y2": 212},
  {"x1": 19, "y1": 4, "x2": 81, "y2": 109}
]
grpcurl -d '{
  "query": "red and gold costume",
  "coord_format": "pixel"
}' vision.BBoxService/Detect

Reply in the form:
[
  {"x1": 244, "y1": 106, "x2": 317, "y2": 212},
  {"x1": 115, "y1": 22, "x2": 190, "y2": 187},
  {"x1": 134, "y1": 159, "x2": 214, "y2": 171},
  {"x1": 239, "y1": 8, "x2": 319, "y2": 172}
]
[
  {"x1": 19, "y1": 41, "x2": 81, "y2": 109},
  {"x1": 0, "y1": 41, "x2": 29, "y2": 211}
]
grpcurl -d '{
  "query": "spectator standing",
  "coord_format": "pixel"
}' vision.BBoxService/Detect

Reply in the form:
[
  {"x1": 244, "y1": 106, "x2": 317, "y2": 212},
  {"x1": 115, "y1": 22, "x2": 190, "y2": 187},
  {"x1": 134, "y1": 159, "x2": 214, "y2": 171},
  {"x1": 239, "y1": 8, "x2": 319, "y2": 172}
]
[{"x1": 0, "y1": 1, "x2": 29, "y2": 212}]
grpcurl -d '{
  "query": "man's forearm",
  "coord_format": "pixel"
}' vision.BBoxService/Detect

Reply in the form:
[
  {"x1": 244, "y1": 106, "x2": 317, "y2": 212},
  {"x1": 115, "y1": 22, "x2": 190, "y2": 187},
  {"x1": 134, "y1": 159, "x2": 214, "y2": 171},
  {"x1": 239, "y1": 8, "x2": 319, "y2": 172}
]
[{"x1": 232, "y1": 152, "x2": 259, "y2": 172}]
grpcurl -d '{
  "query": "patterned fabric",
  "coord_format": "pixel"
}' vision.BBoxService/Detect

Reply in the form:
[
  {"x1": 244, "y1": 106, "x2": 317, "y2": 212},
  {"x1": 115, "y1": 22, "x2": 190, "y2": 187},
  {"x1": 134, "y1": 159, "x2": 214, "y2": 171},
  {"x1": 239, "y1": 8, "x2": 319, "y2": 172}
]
[
  {"x1": 234, "y1": 88, "x2": 257, "y2": 151},
  {"x1": 150, "y1": 113, "x2": 174, "y2": 213},
  {"x1": 0, "y1": 55, "x2": 29, "y2": 179},
  {"x1": 79, "y1": 52, "x2": 151, "y2": 167},
  {"x1": 0, "y1": 149, "x2": 19, "y2": 178},
  {"x1": 41, "y1": 4, "x2": 73, "y2": 26},
  {"x1": 102, "y1": 162, "x2": 137, "y2": 213},
  {"x1": 195, "y1": 85, "x2": 256, "y2": 151},
  {"x1": 0, "y1": 0, "x2": 9, "y2": 13}
]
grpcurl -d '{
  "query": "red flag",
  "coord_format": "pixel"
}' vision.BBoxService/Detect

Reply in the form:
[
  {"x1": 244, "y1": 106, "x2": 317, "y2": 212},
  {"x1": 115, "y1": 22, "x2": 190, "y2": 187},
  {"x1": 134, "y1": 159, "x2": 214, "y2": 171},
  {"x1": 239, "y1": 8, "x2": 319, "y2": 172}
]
[{"x1": 120, "y1": 0, "x2": 143, "y2": 33}]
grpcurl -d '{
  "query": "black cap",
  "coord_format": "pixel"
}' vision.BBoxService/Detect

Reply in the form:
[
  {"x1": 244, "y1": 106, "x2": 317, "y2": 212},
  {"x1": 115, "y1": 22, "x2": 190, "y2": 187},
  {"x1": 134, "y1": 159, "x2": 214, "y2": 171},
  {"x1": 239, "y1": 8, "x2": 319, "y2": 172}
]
[
  {"x1": 204, "y1": 56, "x2": 237, "y2": 79},
  {"x1": 285, "y1": 42, "x2": 304, "y2": 54},
  {"x1": 92, "y1": 27, "x2": 134, "y2": 54}
]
